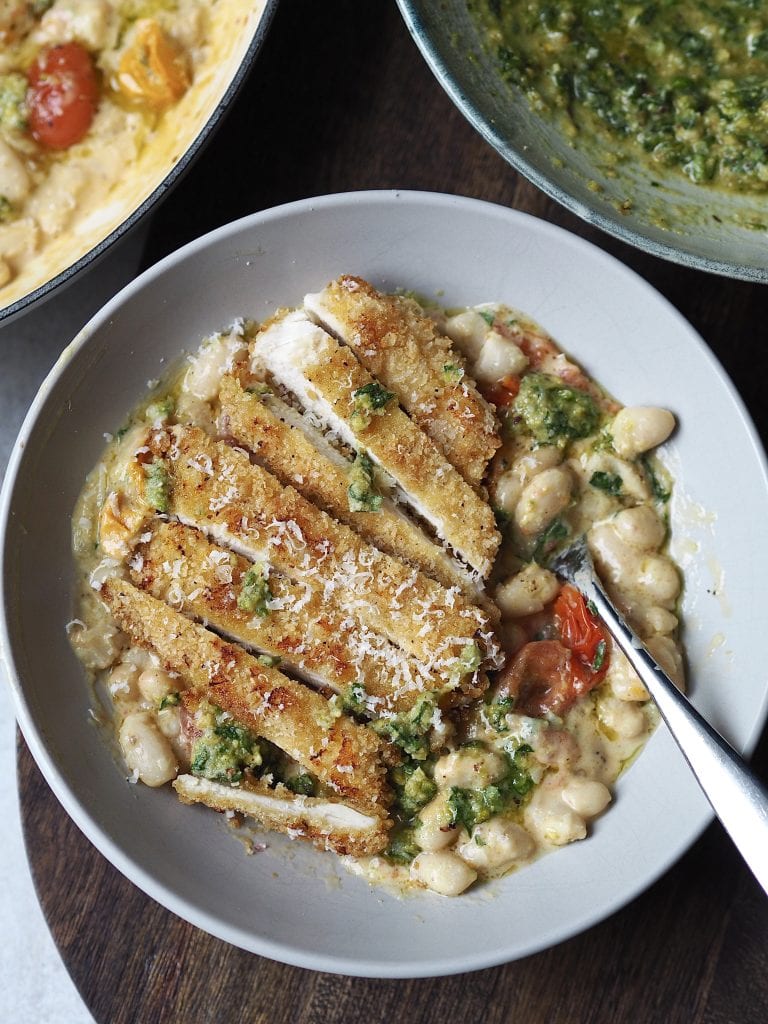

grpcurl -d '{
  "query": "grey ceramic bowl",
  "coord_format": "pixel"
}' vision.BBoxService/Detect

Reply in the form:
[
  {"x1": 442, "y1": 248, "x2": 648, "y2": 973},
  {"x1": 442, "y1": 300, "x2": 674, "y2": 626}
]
[
  {"x1": 3, "y1": 192, "x2": 768, "y2": 975},
  {"x1": 397, "y1": 0, "x2": 768, "y2": 282}
]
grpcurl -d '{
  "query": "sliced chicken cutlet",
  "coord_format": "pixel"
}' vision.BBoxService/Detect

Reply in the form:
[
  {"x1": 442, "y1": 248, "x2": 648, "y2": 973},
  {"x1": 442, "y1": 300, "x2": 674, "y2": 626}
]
[
  {"x1": 173, "y1": 775, "x2": 389, "y2": 856},
  {"x1": 217, "y1": 375, "x2": 484, "y2": 604},
  {"x1": 143, "y1": 425, "x2": 496, "y2": 674},
  {"x1": 131, "y1": 520, "x2": 461, "y2": 711},
  {"x1": 304, "y1": 276, "x2": 501, "y2": 489},
  {"x1": 251, "y1": 310, "x2": 500, "y2": 579},
  {"x1": 100, "y1": 578, "x2": 392, "y2": 816}
]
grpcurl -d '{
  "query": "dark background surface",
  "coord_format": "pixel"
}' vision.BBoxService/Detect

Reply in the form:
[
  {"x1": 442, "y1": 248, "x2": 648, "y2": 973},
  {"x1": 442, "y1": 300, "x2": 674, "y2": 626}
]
[{"x1": 18, "y1": 2, "x2": 768, "y2": 1021}]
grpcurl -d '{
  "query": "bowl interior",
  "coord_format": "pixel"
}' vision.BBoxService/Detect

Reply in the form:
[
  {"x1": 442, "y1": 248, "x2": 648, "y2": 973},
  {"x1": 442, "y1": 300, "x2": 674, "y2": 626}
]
[
  {"x1": 3, "y1": 191, "x2": 768, "y2": 976},
  {"x1": 398, "y1": 0, "x2": 768, "y2": 282}
]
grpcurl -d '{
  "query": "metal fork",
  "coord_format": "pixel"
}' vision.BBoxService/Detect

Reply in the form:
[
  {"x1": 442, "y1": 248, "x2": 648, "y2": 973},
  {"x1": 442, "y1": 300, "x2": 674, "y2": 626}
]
[{"x1": 550, "y1": 536, "x2": 768, "y2": 896}]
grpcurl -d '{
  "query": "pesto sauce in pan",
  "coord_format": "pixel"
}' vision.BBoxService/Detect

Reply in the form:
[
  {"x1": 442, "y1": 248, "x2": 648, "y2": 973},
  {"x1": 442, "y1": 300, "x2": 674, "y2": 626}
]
[{"x1": 471, "y1": 0, "x2": 768, "y2": 192}]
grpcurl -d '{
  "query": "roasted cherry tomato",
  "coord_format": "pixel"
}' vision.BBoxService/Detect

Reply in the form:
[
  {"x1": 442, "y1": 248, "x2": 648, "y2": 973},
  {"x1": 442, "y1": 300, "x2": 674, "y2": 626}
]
[
  {"x1": 28, "y1": 43, "x2": 99, "y2": 150},
  {"x1": 554, "y1": 584, "x2": 610, "y2": 680},
  {"x1": 497, "y1": 639, "x2": 575, "y2": 717},
  {"x1": 481, "y1": 373, "x2": 520, "y2": 408}
]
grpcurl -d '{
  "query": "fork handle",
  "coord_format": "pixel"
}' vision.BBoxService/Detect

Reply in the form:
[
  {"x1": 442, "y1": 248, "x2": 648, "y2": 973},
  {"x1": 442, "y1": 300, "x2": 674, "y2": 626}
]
[{"x1": 584, "y1": 576, "x2": 768, "y2": 897}]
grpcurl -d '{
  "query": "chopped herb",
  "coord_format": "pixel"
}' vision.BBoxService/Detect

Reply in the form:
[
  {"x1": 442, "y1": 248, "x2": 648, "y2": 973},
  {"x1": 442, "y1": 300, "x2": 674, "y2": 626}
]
[
  {"x1": 589, "y1": 470, "x2": 623, "y2": 495},
  {"x1": 441, "y1": 363, "x2": 465, "y2": 385},
  {"x1": 447, "y1": 745, "x2": 535, "y2": 831},
  {"x1": 285, "y1": 773, "x2": 316, "y2": 796},
  {"x1": 514, "y1": 372, "x2": 600, "y2": 446},
  {"x1": 144, "y1": 460, "x2": 170, "y2": 513},
  {"x1": 454, "y1": 642, "x2": 482, "y2": 680},
  {"x1": 592, "y1": 639, "x2": 607, "y2": 672},
  {"x1": 493, "y1": 506, "x2": 511, "y2": 530},
  {"x1": 348, "y1": 450, "x2": 382, "y2": 512},
  {"x1": 641, "y1": 455, "x2": 671, "y2": 503},
  {"x1": 342, "y1": 681, "x2": 368, "y2": 715},
  {"x1": 159, "y1": 691, "x2": 181, "y2": 709},
  {"x1": 115, "y1": 425, "x2": 130, "y2": 441},
  {"x1": 350, "y1": 382, "x2": 395, "y2": 431},
  {"x1": 372, "y1": 694, "x2": 437, "y2": 761},
  {"x1": 532, "y1": 517, "x2": 569, "y2": 564},
  {"x1": 256, "y1": 653, "x2": 282, "y2": 668},
  {"x1": 237, "y1": 564, "x2": 272, "y2": 616},
  {"x1": 587, "y1": 599, "x2": 598, "y2": 616},
  {"x1": 478, "y1": 309, "x2": 496, "y2": 327},
  {"x1": 313, "y1": 694, "x2": 343, "y2": 730}
]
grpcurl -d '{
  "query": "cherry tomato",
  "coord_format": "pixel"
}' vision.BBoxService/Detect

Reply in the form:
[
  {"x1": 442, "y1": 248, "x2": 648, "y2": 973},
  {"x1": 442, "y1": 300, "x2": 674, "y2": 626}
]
[
  {"x1": 28, "y1": 43, "x2": 99, "y2": 150},
  {"x1": 497, "y1": 640, "x2": 576, "y2": 717},
  {"x1": 553, "y1": 584, "x2": 610, "y2": 681},
  {"x1": 481, "y1": 374, "x2": 520, "y2": 408}
]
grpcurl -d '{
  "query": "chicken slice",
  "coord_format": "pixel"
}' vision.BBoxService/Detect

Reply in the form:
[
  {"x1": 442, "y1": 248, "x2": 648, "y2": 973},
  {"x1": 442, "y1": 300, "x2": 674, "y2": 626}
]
[
  {"x1": 304, "y1": 276, "x2": 501, "y2": 488},
  {"x1": 173, "y1": 775, "x2": 390, "y2": 857},
  {"x1": 251, "y1": 311, "x2": 500, "y2": 578},
  {"x1": 131, "y1": 520, "x2": 461, "y2": 711},
  {"x1": 145, "y1": 424, "x2": 496, "y2": 675},
  {"x1": 100, "y1": 578, "x2": 392, "y2": 815},
  {"x1": 217, "y1": 374, "x2": 485, "y2": 604}
]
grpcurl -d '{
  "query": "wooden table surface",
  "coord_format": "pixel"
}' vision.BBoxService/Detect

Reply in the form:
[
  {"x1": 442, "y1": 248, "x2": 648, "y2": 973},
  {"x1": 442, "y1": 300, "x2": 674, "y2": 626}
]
[{"x1": 18, "y1": 2, "x2": 768, "y2": 1021}]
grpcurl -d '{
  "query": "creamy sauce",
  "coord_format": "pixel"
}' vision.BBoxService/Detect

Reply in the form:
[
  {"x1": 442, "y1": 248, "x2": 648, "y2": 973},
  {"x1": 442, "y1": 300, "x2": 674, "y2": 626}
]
[{"x1": 69, "y1": 284, "x2": 685, "y2": 897}]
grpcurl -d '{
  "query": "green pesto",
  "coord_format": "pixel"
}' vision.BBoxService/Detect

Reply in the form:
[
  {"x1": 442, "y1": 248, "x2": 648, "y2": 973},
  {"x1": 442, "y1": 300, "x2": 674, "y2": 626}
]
[
  {"x1": 256, "y1": 653, "x2": 282, "y2": 668},
  {"x1": 144, "y1": 460, "x2": 171, "y2": 513},
  {"x1": 473, "y1": 0, "x2": 768, "y2": 192},
  {"x1": 158, "y1": 691, "x2": 181, "y2": 709},
  {"x1": 285, "y1": 772, "x2": 317, "y2": 796},
  {"x1": 341, "y1": 681, "x2": 368, "y2": 715},
  {"x1": 441, "y1": 363, "x2": 465, "y2": 385},
  {"x1": 348, "y1": 450, "x2": 383, "y2": 513},
  {"x1": 237, "y1": 565, "x2": 272, "y2": 616},
  {"x1": 385, "y1": 827, "x2": 422, "y2": 864},
  {"x1": 350, "y1": 381, "x2": 395, "y2": 431},
  {"x1": 0, "y1": 73, "x2": 28, "y2": 133},
  {"x1": 447, "y1": 744, "x2": 535, "y2": 832},
  {"x1": 190, "y1": 704, "x2": 263, "y2": 785},
  {"x1": 513, "y1": 372, "x2": 600, "y2": 446},
  {"x1": 145, "y1": 396, "x2": 175, "y2": 423},
  {"x1": 391, "y1": 762, "x2": 437, "y2": 817},
  {"x1": 371, "y1": 694, "x2": 437, "y2": 761}
]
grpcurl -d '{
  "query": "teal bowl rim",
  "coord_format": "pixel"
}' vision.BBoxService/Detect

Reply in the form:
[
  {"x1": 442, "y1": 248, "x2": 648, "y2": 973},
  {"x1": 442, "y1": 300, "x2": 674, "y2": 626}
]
[{"x1": 396, "y1": 0, "x2": 768, "y2": 284}]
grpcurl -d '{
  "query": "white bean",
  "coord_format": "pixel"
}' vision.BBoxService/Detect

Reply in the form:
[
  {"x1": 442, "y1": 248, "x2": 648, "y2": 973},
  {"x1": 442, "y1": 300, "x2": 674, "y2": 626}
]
[
  {"x1": 0, "y1": 139, "x2": 30, "y2": 204},
  {"x1": 525, "y1": 785, "x2": 587, "y2": 846},
  {"x1": 458, "y1": 818, "x2": 535, "y2": 872},
  {"x1": 612, "y1": 406, "x2": 675, "y2": 459},
  {"x1": 646, "y1": 635, "x2": 686, "y2": 691},
  {"x1": 607, "y1": 648, "x2": 650, "y2": 702},
  {"x1": 410, "y1": 851, "x2": 477, "y2": 896},
  {"x1": 417, "y1": 791, "x2": 459, "y2": 852},
  {"x1": 494, "y1": 470, "x2": 522, "y2": 515},
  {"x1": 107, "y1": 662, "x2": 140, "y2": 706},
  {"x1": 599, "y1": 695, "x2": 647, "y2": 739},
  {"x1": 137, "y1": 667, "x2": 176, "y2": 704},
  {"x1": 643, "y1": 606, "x2": 678, "y2": 635},
  {"x1": 613, "y1": 506, "x2": 666, "y2": 552},
  {"x1": 68, "y1": 620, "x2": 124, "y2": 672},
  {"x1": 561, "y1": 778, "x2": 612, "y2": 818},
  {"x1": 515, "y1": 466, "x2": 573, "y2": 536},
  {"x1": 514, "y1": 444, "x2": 563, "y2": 487},
  {"x1": 472, "y1": 331, "x2": 528, "y2": 383},
  {"x1": 495, "y1": 563, "x2": 560, "y2": 618},
  {"x1": 534, "y1": 728, "x2": 581, "y2": 767},
  {"x1": 433, "y1": 748, "x2": 506, "y2": 789},
  {"x1": 442, "y1": 310, "x2": 489, "y2": 359},
  {"x1": 119, "y1": 712, "x2": 178, "y2": 787},
  {"x1": 636, "y1": 554, "x2": 681, "y2": 606}
]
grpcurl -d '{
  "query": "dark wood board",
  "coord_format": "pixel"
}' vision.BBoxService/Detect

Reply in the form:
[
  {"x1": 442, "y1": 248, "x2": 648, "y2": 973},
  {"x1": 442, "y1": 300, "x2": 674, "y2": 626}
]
[{"x1": 18, "y1": 1, "x2": 768, "y2": 1021}]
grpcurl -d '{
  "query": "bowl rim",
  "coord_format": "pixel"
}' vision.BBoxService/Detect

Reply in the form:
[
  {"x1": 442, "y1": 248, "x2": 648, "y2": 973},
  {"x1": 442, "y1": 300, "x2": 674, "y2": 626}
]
[
  {"x1": 0, "y1": 0, "x2": 281, "y2": 327},
  {"x1": 3, "y1": 189, "x2": 768, "y2": 976},
  {"x1": 395, "y1": 0, "x2": 768, "y2": 285}
]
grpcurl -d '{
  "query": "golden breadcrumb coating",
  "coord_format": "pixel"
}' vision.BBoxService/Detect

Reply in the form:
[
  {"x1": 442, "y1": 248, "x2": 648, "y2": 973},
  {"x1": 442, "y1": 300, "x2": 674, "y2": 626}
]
[
  {"x1": 146, "y1": 424, "x2": 496, "y2": 672},
  {"x1": 304, "y1": 275, "x2": 501, "y2": 488},
  {"x1": 252, "y1": 313, "x2": 500, "y2": 577},
  {"x1": 132, "y1": 520, "x2": 464, "y2": 711},
  {"x1": 100, "y1": 578, "x2": 392, "y2": 815},
  {"x1": 173, "y1": 775, "x2": 391, "y2": 857}
]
